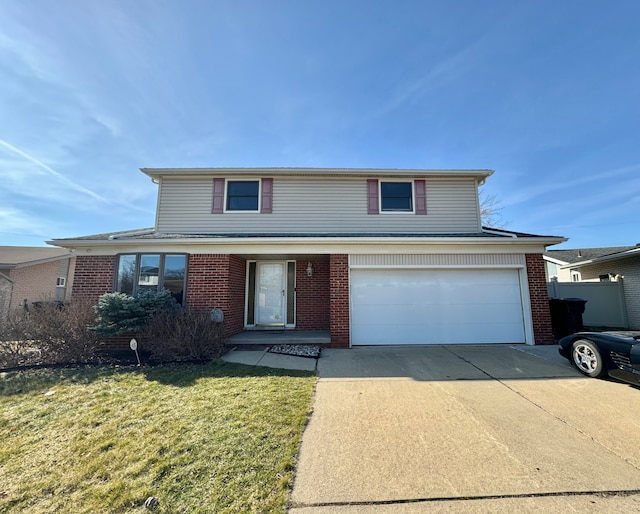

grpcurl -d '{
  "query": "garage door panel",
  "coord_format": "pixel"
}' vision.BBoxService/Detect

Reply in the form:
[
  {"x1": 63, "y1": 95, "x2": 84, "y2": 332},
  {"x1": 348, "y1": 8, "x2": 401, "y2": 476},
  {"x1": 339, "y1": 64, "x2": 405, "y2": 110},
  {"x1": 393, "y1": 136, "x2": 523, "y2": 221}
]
[{"x1": 351, "y1": 269, "x2": 526, "y2": 345}]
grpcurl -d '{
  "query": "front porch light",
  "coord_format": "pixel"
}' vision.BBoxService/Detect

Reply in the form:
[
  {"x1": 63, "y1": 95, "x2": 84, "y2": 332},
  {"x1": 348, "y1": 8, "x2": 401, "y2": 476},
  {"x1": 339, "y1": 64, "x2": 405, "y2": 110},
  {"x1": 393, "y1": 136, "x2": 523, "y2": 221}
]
[{"x1": 306, "y1": 262, "x2": 314, "y2": 277}]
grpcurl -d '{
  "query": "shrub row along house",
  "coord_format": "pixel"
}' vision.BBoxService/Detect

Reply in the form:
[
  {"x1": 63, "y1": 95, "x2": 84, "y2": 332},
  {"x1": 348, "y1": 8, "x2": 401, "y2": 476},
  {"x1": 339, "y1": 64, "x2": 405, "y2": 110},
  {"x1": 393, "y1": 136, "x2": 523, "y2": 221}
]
[{"x1": 50, "y1": 167, "x2": 565, "y2": 347}]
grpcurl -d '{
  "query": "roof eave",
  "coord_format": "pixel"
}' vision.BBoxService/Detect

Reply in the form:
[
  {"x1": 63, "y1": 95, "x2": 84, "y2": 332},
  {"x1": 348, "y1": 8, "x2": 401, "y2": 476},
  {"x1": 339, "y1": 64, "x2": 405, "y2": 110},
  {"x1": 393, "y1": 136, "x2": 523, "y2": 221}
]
[
  {"x1": 560, "y1": 247, "x2": 640, "y2": 268},
  {"x1": 50, "y1": 234, "x2": 567, "y2": 248},
  {"x1": 140, "y1": 167, "x2": 495, "y2": 180},
  {"x1": 0, "y1": 254, "x2": 74, "y2": 268}
]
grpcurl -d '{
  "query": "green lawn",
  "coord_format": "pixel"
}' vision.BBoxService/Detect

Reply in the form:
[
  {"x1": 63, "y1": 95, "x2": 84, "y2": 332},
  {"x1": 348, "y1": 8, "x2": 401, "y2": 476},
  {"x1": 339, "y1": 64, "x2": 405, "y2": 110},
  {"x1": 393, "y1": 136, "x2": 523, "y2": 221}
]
[{"x1": 0, "y1": 361, "x2": 316, "y2": 513}]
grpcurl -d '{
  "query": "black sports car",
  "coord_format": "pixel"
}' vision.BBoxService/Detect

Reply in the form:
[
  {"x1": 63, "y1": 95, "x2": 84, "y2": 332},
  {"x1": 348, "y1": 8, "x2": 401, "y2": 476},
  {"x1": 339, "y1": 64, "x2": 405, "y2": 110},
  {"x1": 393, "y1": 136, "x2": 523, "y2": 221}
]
[{"x1": 558, "y1": 331, "x2": 640, "y2": 385}]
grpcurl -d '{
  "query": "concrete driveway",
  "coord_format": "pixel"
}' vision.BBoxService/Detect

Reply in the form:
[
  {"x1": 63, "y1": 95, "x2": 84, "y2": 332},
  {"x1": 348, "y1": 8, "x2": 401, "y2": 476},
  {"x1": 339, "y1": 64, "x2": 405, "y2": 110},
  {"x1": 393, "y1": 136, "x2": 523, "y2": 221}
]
[{"x1": 290, "y1": 345, "x2": 640, "y2": 513}]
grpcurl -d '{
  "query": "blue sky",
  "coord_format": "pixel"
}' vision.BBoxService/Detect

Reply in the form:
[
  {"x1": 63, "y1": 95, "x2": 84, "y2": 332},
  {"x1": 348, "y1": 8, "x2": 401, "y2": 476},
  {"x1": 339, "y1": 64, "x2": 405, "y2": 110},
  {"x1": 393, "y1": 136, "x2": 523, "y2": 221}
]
[{"x1": 1, "y1": 0, "x2": 638, "y2": 249}]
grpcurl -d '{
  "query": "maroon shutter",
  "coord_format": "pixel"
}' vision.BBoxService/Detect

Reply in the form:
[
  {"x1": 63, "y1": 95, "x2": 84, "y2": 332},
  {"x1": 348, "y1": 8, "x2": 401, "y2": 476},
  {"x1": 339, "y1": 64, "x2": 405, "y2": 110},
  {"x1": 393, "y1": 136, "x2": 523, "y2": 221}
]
[
  {"x1": 261, "y1": 178, "x2": 273, "y2": 214},
  {"x1": 211, "y1": 178, "x2": 225, "y2": 213},
  {"x1": 415, "y1": 180, "x2": 427, "y2": 215},
  {"x1": 367, "y1": 179, "x2": 379, "y2": 214}
]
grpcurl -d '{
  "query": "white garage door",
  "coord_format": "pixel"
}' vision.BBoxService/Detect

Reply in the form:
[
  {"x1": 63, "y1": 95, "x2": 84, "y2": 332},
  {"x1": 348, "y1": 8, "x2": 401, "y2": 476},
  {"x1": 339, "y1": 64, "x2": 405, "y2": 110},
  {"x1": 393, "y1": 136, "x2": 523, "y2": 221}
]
[{"x1": 351, "y1": 268, "x2": 525, "y2": 345}]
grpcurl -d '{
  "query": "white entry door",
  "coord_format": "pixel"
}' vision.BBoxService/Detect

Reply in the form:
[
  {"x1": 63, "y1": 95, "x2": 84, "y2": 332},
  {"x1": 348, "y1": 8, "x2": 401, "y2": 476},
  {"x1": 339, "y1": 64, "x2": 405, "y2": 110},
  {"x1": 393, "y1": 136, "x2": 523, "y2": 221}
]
[{"x1": 256, "y1": 262, "x2": 286, "y2": 325}]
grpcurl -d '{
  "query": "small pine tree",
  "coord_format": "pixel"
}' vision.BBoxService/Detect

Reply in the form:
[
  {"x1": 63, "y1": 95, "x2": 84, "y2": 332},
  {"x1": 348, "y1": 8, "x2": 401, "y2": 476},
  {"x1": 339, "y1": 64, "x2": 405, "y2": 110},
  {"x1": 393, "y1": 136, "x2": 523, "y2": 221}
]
[{"x1": 90, "y1": 289, "x2": 178, "y2": 336}]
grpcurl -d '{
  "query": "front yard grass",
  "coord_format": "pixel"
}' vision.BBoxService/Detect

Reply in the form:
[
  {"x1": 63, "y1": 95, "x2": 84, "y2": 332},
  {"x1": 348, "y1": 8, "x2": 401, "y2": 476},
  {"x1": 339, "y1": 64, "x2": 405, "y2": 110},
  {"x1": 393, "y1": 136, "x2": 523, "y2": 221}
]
[{"x1": 0, "y1": 361, "x2": 316, "y2": 513}]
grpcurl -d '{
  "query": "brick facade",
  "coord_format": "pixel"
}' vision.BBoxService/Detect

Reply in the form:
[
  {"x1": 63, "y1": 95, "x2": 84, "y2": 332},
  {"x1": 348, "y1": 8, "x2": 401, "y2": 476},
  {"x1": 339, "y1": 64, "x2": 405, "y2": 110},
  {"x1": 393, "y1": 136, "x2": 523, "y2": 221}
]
[
  {"x1": 526, "y1": 253, "x2": 555, "y2": 344},
  {"x1": 1, "y1": 257, "x2": 75, "y2": 313},
  {"x1": 185, "y1": 254, "x2": 246, "y2": 337},
  {"x1": 68, "y1": 252, "x2": 553, "y2": 348},
  {"x1": 8, "y1": 260, "x2": 62, "y2": 308},
  {"x1": 72, "y1": 255, "x2": 116, "y2": 303},
  {"x1": 295, "y1": 259, "x2": 330, "y2": 330},
  {"x1": 329, "y1": 254, "x2": 350, "y2": 348}
]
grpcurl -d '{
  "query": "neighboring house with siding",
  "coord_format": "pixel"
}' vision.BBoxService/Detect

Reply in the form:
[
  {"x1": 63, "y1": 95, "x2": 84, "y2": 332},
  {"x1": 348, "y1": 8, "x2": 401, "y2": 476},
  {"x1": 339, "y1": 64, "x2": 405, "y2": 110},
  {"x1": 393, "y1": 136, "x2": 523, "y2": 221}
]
[
  {"x1": 0, "y1": 246, "x2": 75, "y2": 319},
  {"x1": 544, "y1": 246, "x2": 634, "y2": 282},
  {"x1": 50, "y1": 167, "x2": 565, "y2": 347},
  {"x1": 558, "y1": 246, "x2": 640, "y2": 330}
]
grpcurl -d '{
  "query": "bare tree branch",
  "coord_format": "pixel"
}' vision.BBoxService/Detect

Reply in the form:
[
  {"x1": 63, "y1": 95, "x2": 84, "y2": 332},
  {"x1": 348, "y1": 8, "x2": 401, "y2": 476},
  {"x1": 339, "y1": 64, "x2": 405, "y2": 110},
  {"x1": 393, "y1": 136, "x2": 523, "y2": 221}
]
[{"x1": 479, "y1": 188, "x2": 508, "y2": 229}]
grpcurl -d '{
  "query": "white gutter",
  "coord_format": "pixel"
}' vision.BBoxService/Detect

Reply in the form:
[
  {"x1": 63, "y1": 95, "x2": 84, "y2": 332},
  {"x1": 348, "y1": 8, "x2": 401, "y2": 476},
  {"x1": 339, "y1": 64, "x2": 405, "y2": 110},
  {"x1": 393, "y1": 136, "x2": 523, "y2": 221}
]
[
  {"x1": 482, "y1": 228, "x2": 518, "y2": 238},
  {"x1": 51, "y1": 234, "x2": 567, "y2": 249},
  {"x1": 140, "y1": 167, "x2": 495, "y2": 180},
  {"x1": 107, "y1": 228, "x2": 156, "y2": 240},
  {"x1": 543, "y1": 255, "x2": 570, "y2": 266}
]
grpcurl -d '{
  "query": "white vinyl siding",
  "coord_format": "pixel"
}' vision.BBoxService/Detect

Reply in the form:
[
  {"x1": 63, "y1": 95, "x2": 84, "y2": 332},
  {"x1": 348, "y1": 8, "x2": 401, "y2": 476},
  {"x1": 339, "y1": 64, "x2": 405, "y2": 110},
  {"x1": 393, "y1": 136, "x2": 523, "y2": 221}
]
[{"x1": 156, "y1": 177, "x2": 481, "y2": 234}]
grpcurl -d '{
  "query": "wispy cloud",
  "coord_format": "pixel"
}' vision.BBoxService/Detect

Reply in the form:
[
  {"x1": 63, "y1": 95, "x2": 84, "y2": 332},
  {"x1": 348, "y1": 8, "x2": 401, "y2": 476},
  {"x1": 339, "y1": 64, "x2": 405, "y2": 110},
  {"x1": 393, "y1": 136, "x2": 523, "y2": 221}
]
[
  {"x1": 0, "y1": 206, "x2": 57, "y2": 240},
  {"x1": 503, "y1": 163, "x2": 640, "y2": 208},
  {"x1": 0, "y1": 139, "x2": 110, "y2": 203}
]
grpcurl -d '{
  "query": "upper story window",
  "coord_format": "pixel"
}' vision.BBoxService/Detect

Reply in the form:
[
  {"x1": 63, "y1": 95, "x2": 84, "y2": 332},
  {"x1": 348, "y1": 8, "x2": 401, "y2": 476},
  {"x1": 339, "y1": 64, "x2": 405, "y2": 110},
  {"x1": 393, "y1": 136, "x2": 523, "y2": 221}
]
[
  {"x1": 212, "y1": 178, "x2": 272, "y2": 214},
  {"x1": 56, "y1": 277, "x2": 66, "y2": 287},
  {"x1": 380, "y1": 182, "x2": 413, "y2": 212},
  {"x1": 226, "y1": 180, "x2": 260, "y2": 211},
  {"x1": 368, "y1": 179, "x2": 426, "y2": 215},
  {"x1": 116, "y1": 254, "x2": 187, "y2": 305}
]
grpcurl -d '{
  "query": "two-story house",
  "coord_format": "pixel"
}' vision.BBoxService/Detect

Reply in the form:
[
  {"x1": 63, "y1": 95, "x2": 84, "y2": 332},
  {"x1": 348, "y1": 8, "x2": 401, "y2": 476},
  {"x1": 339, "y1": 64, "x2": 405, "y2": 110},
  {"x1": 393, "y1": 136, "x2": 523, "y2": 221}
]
[{"x1": 50, "y1": 167, "x2": 565, "y2": 347}]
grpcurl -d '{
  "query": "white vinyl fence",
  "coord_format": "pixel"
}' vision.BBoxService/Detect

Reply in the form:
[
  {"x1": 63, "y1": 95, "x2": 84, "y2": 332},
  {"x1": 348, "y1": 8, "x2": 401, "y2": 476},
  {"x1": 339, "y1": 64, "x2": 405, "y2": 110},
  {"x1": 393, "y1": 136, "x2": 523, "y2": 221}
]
[{"x1": 547, "y1": 280, "x2": 628, "y2": 328}]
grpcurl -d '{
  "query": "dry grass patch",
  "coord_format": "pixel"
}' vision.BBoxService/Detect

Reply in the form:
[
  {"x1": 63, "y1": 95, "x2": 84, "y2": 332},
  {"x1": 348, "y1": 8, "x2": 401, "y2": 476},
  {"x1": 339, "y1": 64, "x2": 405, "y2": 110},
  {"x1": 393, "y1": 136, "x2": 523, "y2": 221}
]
[{"x1": 0, "y1": 361, "x2": 315, "y2": 513}]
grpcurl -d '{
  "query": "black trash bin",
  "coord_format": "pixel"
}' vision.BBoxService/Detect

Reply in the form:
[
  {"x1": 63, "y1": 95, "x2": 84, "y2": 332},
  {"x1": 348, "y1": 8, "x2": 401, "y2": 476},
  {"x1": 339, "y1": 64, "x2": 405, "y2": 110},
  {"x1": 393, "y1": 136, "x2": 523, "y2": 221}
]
[{"x1": 549, "y1": 297, "x2": 587, "y2": 339}]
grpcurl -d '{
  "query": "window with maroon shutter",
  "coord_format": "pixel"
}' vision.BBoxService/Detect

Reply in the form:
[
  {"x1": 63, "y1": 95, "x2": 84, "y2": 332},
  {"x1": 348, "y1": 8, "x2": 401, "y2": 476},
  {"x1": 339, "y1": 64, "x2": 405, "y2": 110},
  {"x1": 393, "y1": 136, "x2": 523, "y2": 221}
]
[
  {"x1": 226, "y1": 181, "x2": 259, "y2": 210},
  {"x1": 380, "y1": 181, "x2": 413, "y2": 212},
  {"x1": 261, "y1": 178, "x2": 273, "y2": 214},
  {"x1": 414, "y1": 179, "x2": 427, "y2": 215},
  {"x1": 367, "y1": 179, "x2": 379, "y2": 214},
  {"x1": 211, "y1": 178, "x2": 225, "y2": 213}
]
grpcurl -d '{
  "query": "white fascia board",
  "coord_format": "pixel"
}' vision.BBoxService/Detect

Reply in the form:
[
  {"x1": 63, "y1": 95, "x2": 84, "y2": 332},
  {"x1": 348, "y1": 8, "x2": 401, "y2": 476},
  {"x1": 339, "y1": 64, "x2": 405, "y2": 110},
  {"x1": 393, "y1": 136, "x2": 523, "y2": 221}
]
[
  {"x1": 60, "y1": 236, "x2": 560, "y2": 256},
  {"x1": 543, "y1": 255, "x2": 570, "y2": 266},
  {"x1": 140, "y1": 167, "x2": 494, "y2": 181}
]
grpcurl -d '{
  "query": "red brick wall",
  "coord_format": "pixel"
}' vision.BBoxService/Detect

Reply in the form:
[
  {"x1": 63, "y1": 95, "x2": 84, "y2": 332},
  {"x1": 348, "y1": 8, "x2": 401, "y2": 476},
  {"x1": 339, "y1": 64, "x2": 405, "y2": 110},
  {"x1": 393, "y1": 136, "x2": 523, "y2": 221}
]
[
  {"x1": 71, "y1": 255, "x2": 116, "y2": 303},
  {"x1": 526, "y1": 253, "x2": 555, "y2": 344},
  {"x1": 228, "y1": 255, "x2": 247, "y2": 336},
  {"x1": 185, "y1": 254, "x2": 245, "y2": 337},
  {"x1": 329, "y1": 254, "x2": 350, "y2": 348},
  {"x1": 295, "y1": 259, "x2": 330, "y2": 330}
]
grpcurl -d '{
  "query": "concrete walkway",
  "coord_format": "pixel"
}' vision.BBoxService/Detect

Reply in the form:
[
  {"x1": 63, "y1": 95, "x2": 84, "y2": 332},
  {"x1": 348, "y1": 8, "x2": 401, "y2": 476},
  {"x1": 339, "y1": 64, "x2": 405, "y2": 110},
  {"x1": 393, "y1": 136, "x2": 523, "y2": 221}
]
[
  {"x1": 290, "y1": 345, "x2": 640, "y2": 513},
  {"x1": 221, "y1": 346, "x2": 318, "y2": 371}
]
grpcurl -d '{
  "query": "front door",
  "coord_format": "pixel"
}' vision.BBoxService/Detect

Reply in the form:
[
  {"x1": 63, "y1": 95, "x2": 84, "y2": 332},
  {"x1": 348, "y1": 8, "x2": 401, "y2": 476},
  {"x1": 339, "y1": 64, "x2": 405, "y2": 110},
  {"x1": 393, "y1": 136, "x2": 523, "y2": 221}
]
[{"x1": 256, "y1": 262, "x2": 286, "y2": 326}]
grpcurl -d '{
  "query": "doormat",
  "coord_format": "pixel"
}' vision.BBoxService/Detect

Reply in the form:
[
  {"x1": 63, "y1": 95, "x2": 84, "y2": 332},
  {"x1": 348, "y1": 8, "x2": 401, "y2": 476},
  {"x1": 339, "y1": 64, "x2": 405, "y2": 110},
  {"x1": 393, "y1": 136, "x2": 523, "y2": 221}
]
[{"x1": 267, "y1": 344, "x2": 322, "y2": 358}]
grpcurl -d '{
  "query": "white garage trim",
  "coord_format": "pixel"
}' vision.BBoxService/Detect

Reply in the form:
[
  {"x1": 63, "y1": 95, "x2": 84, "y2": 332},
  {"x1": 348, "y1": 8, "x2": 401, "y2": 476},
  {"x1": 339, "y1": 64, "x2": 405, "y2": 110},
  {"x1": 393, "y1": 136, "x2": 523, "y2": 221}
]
[
  {"x1": 349, "y1": 264, "x2": 534, "y2": 346},
  {"x1": 350, "y1": 253, "x2": 526, "y2": 267}
]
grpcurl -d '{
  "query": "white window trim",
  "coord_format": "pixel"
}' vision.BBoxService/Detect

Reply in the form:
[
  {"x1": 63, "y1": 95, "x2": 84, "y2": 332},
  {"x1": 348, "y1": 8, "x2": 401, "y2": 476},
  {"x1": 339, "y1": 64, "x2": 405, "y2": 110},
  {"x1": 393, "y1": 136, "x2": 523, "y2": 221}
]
[
  {"x1": 56, "y1": 277, "x2": 66, "y2": 287},
  {"x1": 378, "y1": 179, "x2": 415, "y2": 214},
  {"x1": 223, "y1": 178, "x2": 261, "y2": 213}
]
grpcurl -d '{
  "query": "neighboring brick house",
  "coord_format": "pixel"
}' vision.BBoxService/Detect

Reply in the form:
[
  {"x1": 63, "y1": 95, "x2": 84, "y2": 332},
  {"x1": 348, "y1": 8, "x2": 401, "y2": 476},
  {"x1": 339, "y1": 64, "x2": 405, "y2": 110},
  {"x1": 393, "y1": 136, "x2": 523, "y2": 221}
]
[
  {"x1": 50, "y1": 167, "x2": 565, "y2": 347},
  {"x1": 0, "y1": 246, "x2": 75, "y2": 319}
]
